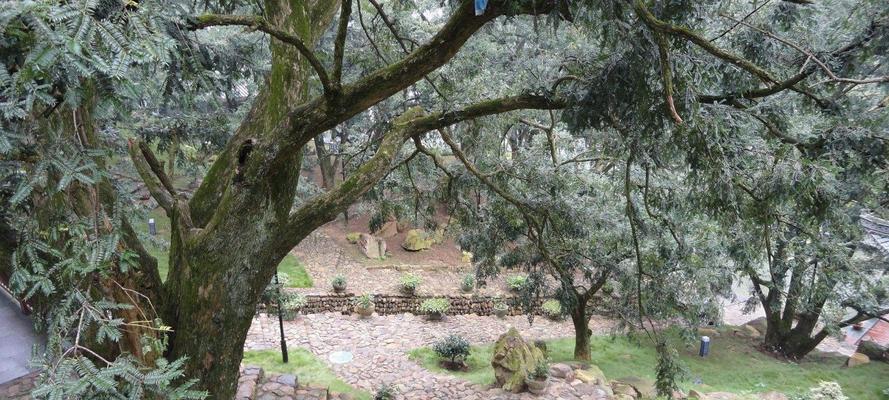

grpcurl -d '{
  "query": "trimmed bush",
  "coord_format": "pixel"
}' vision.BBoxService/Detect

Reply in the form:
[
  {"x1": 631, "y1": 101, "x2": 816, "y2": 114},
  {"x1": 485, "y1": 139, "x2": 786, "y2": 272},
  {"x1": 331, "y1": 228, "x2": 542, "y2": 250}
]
[
  {"x1": 433, "y1": 335, "x2": 471, "y2": 370},
  {"x1": 331, "y1": 275, "x2": 346, "y2": 292}
]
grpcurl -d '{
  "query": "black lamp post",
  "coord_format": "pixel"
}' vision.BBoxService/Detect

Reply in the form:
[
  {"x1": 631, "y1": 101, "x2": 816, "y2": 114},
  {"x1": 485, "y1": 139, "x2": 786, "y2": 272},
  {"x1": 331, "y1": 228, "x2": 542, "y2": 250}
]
[{"x1": 274, "y1": 272, "x2": 288, "y2": 363}]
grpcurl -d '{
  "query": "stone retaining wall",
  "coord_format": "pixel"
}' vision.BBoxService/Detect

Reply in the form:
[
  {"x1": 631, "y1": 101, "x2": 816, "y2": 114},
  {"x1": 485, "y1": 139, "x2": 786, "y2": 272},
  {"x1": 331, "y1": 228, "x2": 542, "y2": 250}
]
[{"x1": 283, "y1": 293, "x2": 610, "y2": 316}]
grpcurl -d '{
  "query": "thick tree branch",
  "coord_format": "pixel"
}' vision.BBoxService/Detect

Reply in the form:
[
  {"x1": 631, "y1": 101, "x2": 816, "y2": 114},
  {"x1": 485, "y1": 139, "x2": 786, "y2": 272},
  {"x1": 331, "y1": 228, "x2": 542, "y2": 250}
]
[
  {"x1": 655, "y1": 32, "x2": 683, "y2": 124},
  {"x1": 300, "y1": 0, "x2": 569, "y2": 134},
  {"x1": 332, "y1": 0, "x2": 352, "y2": 88},
  {"x1": 187, "y1": 14, "x2": 334, "y2": 97},
  {"x1": 128, "y1": 140, "x2": 174, "y2": 216},
  {"x1": 127, "y1": 140, "x2": 195, "y2": 229}
]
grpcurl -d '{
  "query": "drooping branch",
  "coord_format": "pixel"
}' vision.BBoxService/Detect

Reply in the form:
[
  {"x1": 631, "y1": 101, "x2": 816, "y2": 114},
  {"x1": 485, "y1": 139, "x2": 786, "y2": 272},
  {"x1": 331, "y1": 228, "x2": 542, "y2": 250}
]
[
  {"x1": 654, "y1": 32, "x2": 683, "y2": 124},
  {"x1": 187, "y1": 14, "x2": 334, "y2": 97}
]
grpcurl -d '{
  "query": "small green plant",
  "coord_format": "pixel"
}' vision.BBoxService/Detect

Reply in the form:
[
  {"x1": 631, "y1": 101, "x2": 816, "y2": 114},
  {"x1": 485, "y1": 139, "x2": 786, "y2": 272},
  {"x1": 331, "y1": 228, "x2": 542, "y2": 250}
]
[
  {"x1": 419, "y1": 298, "x2": 450, "y2": 315},
  {"x1": 541, "y1": 300, "x2": 562, "y2": 320},
  {"x1": 401, "y1": 273, "x2": 421, "y2": 294},
  {"x1": 331, "y1": 275, "x2": 346, "y2": 292},
  {"x1": 529, "y1": 359, "x2": 549, "y2": 380},
  {"x1": 506, "y1": 274, "x2": 527, "y2": 292},
  {"x1": 353, "y1": 293, "x2": 374, "y2": 309},
  {"x1": 433, "y1": 335, "x2": 471, "y2": 369},
  {"x1": 373, "y1": 383, "x2": 395, "y2": 400},
  {"x1": 280, "y1": 292, "x2": 306, "y2": 320},
  {"x1": 460, "y1": 274, "x2": 475, "y2": 292}
]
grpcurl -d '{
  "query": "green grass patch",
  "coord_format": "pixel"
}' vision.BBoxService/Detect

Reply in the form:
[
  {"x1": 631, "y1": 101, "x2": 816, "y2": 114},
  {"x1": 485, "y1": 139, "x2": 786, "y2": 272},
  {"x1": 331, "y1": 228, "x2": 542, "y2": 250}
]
[
  {"x1": 242, "y1": 349, "x2": 370, "y2": 399},
  {"x1": 138, "y1": 208, "x2": 312, "y2": 287},
  {"x1": 277, "y1": 252, "x2": 313, "y2": 288},
  {"x1": 408, "y1": 331, "x2": 889, "y2": 399}
]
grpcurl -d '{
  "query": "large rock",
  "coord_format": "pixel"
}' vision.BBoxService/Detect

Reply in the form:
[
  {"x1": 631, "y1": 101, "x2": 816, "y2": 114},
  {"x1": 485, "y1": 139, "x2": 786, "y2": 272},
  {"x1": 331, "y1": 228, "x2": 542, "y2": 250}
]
[
  {"x1": 615, "y1": 376, "x2": 656, "y2": 399},
  {"x1": 845, "y1": 352, "x2": 870, "y2": 367},
  {"x1": 491, "y1": 327, "x2": 545, "y2": 393},
  {"x1": 574, "y1": 365, "x2": 608, "y2": 386},
  {"x1": 401, "y1": 229, "x2": 433, "y2": 251},
  {"x1": 857, "y1": 339, "x2": 888, "y2": 361},
  {"x1": 740, "y1": 324, "x2": 761, "y2": 338},
  {"x1": 358, "y1": 233, "x2": 386, "y2": 259},
  {"x1": 746, "y1": 317, "x2": 769, "y2": 334},
  {"x1": 611, "y1": 382, "x2": 637, "y2": 398},
  {"x1": 549, "y1": 363, "x2": 573, "y2": 379}
]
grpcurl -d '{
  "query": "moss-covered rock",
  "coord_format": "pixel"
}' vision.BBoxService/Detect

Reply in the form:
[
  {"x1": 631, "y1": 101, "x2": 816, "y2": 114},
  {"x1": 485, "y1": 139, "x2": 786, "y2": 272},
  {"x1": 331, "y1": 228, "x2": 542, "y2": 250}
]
[
  {"x1": 401, "y1": 229, "x2": 433, "y2": 251},
  {"x1": 491, "y1": 327, "x2": 545, "y2": 393}
]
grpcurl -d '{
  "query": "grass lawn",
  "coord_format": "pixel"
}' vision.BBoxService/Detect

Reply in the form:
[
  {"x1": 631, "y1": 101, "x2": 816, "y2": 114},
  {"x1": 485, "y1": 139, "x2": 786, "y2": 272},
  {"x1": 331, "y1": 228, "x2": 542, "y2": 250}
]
[
  {"x1": 139, "y1": 208, "x2": 312, "y2": 287},
  {"x1": 408, "y1": 330, "x2": 889, "y2": 399},
  {"x1": 242, "y1": 349, "x2": 370, "y2": 399}
]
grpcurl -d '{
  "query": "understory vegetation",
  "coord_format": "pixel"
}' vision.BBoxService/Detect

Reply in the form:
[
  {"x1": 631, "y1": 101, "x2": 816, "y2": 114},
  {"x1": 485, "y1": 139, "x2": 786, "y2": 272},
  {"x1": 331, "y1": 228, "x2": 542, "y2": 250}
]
[{"x1": 408, "y1": 329, "x2": 889, "y2": 399}]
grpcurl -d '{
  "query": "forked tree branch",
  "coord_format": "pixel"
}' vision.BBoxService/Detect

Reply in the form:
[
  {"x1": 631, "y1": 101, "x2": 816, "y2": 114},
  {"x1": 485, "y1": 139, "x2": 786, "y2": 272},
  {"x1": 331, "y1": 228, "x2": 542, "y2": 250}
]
[{"x1": 127, "y1": 139, "x2": 195, "y2": 229}]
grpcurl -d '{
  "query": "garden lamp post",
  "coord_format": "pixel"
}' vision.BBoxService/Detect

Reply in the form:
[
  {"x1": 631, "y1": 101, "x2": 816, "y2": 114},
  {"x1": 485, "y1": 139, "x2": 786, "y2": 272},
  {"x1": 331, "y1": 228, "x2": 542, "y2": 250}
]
[{"x1": 275, "y1": 272, "x2": 288, "y2": 363}]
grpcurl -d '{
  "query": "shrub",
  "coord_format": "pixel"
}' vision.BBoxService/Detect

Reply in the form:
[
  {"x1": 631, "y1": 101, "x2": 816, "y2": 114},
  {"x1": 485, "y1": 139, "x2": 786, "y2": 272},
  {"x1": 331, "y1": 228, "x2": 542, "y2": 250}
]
[
  {"x1": 419, "y1": 298, "x2": 450, "y2": 314},
  {"x1": 541, "y1": 300, "x2": 562, "y2": 319},
  {"x1": 506, "y1": 275, "x2": 527, "y2": 291},
  {"x1": 433, "y1": 335, "x2": 470, "y2": 368},
  {"x1": 401, "y1": 273, "x2": 421, "y2": 293},
  {"x1": 801, "y1": 382, "x2": 848, "y2": 400},
  {"x1": 461, "y1": 274, "x2": 475, "y2": 292},
  {"x1": 353, "y1": 294, "x2": 374, "y2": 309},
  {"x1": 373, "y1": 383, "x2": 395, "y2": 400},
  {"x1": 276, "y1": 292, "x2": 306, "y2": 320},
  {"x1": 331, "y1": 275, "x2": 346, "y2": 290}
]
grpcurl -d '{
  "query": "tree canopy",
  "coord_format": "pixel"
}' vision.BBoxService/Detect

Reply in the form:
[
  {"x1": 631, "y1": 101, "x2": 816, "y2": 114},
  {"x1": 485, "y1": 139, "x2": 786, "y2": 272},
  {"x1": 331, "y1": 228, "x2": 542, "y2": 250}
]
[{"x1": 1, "y1": 0, "x2": 887, "y2": 398}]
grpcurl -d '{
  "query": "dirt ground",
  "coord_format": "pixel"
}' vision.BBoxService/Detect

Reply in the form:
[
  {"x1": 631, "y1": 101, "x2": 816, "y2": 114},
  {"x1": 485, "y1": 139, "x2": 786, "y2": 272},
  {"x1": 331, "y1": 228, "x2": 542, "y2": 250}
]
[{"x1": 319, "y1": 209, "x2": 465, "y2": 268}]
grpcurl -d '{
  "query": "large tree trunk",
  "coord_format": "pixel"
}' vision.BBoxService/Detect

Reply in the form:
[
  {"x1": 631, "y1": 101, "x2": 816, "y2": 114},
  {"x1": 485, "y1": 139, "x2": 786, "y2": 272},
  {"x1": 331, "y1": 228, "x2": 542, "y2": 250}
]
[{"x1": 570, "y1": 303, "x2": 592, "y2": 361}]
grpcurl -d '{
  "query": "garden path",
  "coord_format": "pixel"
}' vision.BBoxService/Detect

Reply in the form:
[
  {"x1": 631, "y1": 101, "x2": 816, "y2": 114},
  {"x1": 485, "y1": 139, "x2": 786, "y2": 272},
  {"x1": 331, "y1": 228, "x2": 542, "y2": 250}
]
[{"x1": 245, "y1": 312, "x2": 618, "y2": 399}]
